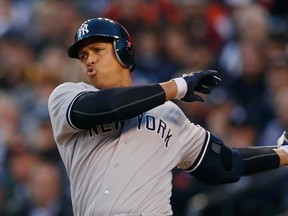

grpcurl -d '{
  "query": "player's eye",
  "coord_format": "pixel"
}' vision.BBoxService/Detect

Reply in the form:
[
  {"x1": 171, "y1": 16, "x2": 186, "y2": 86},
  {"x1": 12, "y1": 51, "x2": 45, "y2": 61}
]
[
  {"x1": 78, "y1": 52, "x2": 87, "y2": 62},
  {"x1": 92, "y1": 47, "x2": 103, "y2": 54}
]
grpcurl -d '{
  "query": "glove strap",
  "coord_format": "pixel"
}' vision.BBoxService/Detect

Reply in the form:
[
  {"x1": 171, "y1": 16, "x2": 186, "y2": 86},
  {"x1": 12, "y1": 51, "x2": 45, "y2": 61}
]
[{"x1": 173, "y1": 77, "x2": 187, "y2": 99}]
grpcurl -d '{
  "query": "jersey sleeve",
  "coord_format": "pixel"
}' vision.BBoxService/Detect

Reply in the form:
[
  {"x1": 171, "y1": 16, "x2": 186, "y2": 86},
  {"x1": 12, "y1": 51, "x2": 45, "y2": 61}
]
[
  {"x1": 174, "y1": 105, "x2": 207, "y2": 170},
  {"x1": 48, "y1": 82, "x2": 97, "y2": 144}
]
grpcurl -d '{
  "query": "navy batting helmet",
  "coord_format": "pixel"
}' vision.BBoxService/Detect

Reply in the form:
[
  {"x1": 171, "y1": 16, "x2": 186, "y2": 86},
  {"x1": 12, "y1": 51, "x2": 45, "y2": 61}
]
[{"x1": 68, "y1": 17, "x2": 136, "y2": 71}]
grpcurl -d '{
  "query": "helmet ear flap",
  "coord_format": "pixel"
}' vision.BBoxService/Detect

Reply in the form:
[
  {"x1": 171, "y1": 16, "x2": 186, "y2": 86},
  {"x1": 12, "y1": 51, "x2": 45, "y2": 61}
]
[
  {"x1": 126, "y1": 44, "x2": 133, "y2": 55},
  {"x1": 113, "y1": 39, "x2": 135, "y2": 71}
]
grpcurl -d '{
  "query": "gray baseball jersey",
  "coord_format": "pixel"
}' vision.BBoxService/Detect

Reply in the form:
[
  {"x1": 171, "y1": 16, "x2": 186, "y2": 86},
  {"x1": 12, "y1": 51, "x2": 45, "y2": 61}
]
[{"x1": 48, "y1": 82, "x2": 207, "y2": 216}]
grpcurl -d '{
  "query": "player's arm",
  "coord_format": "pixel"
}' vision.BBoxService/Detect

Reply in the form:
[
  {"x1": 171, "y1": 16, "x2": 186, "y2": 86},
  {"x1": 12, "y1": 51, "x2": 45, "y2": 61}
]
[
  {"x1": 69, "y1": 84, "x2": 166, "y2": 129},
  {"x1": 187, "y1": 131, "x2": 288, "y2": 185},
  {"x1": 69, "y1": 70, "x2": 220, "y2": 129}
]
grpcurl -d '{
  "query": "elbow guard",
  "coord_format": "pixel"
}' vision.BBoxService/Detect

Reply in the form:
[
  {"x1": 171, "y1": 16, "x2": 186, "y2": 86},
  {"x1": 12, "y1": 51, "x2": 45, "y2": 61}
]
[{"x1": 189, "y1": 132, "x2": 245, "y2": 185}]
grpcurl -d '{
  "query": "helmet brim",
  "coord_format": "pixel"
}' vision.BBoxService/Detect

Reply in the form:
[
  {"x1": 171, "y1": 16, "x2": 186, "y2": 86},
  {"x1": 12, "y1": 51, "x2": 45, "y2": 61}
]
[
  {"x1": 67, "y1": 35, "x2": 116, "y2": 59},
  {"x1": 67, "y1": 41, "x2": 81, "y2": 59}
]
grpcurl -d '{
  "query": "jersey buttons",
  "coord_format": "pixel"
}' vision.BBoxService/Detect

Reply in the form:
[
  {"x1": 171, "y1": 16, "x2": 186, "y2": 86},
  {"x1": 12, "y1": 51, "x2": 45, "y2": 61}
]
[{"x1": 104, "y1": 189, "x2": 110, "y2": 195}]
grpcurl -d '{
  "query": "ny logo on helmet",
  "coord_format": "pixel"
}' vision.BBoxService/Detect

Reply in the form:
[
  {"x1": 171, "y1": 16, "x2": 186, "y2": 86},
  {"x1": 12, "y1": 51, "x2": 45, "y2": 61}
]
[{"x1": 78, "y1": 24, "x2": 89, "y2": 37}]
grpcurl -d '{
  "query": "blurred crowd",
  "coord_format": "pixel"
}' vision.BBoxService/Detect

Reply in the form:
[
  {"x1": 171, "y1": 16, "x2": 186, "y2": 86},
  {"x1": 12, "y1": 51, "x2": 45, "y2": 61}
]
[{"x1": 0, "y1": 0, "x2": 288, "y2": 215}]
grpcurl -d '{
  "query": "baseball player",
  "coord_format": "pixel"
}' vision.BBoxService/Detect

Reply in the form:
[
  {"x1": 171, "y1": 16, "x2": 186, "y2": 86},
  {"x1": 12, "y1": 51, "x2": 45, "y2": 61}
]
[{"x1": 48, "y1": 17, "x2": 288, "y2": 216}]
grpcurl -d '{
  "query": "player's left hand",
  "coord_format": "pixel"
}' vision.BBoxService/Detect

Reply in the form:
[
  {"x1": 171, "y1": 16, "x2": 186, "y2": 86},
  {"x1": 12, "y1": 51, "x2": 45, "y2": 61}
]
[{"x1": 182, "y1": 70, "x2": 221, "y2": 102}]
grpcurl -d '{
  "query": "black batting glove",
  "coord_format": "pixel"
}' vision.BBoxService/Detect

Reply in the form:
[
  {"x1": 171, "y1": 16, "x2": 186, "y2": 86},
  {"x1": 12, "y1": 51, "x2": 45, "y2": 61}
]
[{"x1": 173, "y1": 70, "x2": 221, "y2": 102}]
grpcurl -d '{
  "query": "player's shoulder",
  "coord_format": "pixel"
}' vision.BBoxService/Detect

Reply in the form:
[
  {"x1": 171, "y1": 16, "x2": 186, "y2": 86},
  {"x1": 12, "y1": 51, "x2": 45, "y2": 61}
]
[
  {"x1": 162, "y1": 101, "x2": 182, "y2": 112},
  {"x1": 48, "y1": 82, "x2": 98, "y2": 104},
  {"x1": 53, "y1": 81, "x2": 96, "y2": 92},
  {"x1": 50, "y1": 82, "x2": 96, "y2": 96},
  {"x1": 146, "y1": 101, "x2": 188, "y2": 126},
  {"x1": 153, "y1": 101, "x2": 185, "y2": 118}
]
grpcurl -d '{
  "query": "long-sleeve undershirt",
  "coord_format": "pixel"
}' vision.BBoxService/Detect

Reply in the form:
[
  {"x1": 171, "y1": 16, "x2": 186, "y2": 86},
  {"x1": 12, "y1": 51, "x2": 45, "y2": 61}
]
[{"x1": 70, "y1": 84, "x2": 166, "y2": 129}]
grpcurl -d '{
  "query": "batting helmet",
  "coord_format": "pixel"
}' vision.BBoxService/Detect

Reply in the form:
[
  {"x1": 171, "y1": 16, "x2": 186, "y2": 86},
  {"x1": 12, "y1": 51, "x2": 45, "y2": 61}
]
[{"x1": 68, "y1": 17, "x2": 136, "y2": 71}]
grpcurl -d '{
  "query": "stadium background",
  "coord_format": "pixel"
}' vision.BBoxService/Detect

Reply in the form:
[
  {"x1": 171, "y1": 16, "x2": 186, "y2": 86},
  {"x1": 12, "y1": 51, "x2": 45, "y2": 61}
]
[{"x1": 0, "y1": 0, "x2": 288, "y2": 215}]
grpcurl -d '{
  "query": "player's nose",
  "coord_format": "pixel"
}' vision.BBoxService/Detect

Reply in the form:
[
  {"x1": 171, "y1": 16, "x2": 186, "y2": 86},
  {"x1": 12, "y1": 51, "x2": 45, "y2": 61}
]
[{"x1": 86, "y1": 51, "x2": 97, "y2": 66}]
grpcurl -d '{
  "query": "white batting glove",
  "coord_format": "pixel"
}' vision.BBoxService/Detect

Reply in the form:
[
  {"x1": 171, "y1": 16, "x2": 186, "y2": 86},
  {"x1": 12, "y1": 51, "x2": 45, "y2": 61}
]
[{"x1": 277, "y1": 131, "x2": 288, "y2": 153}]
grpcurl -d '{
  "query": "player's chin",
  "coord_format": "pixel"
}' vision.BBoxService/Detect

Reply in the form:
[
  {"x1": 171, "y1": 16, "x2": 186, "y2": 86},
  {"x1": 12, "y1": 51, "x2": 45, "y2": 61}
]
[
  {"x1": 89, "y1": 79, "x2": 108, "y2": 90},
  {"x1": 88, "y1": 77, "x2": 99, "y2": 87}
]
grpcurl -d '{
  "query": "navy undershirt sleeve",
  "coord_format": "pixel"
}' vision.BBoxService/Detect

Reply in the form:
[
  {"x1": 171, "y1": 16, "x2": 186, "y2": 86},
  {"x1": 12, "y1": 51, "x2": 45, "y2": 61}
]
[
  {"x1": 70, "y1": 84, "x2": 166, "y2": 129},
  {"x1": 236, "y1": 147, "x2": 280, "y2": 175}
]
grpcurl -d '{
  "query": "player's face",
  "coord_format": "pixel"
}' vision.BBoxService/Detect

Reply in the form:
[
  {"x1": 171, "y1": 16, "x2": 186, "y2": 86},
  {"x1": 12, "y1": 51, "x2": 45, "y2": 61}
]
[{"x1": 78, "y1": 38, "x2": 131, "y2": 89}]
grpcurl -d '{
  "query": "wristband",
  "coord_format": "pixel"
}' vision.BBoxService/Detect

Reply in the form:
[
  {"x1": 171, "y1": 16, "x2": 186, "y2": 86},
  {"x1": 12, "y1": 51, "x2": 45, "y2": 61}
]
[{"x1": 173, "y1": 77, "x2": 188, "y2": 99}]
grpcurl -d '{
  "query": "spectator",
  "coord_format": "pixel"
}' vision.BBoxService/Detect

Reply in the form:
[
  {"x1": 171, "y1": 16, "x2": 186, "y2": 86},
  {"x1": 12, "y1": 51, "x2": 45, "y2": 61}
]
[
  {"x1": 259, "y1": 87, "x2": 288, "y2": 147},
  {"x1": 17, "y1": 160, "x2": 73, "y2": 216},
  {"x1": 218, "y1": 3, "x2": 270, "y2": 86},
  {"x1": 132, "y1": 26, "x2": 178, "y2": 84},
  {"x1": 228, "y1": 39, "x2": 272, "y2": 134}
]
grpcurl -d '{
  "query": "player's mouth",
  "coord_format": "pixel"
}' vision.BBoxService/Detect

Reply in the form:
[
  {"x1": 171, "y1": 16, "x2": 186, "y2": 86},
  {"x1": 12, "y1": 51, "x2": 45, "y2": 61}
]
[{"x1": 87, "y1": 67, "x2": 96, "y2": 77}]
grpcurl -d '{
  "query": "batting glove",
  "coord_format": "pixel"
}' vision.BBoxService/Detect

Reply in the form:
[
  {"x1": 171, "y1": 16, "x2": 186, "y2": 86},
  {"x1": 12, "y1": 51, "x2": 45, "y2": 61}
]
[
  {"x1": 277, "y1": 131, "x2": 288, "y2": 153},
  {"x1": 173, "y1": 70, "x2": 221, "y2": 102}
]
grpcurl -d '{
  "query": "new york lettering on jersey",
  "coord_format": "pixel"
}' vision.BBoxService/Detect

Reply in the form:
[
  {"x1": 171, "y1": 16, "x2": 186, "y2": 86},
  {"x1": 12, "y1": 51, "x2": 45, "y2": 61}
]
[
  {"x1": 88, "y1": 121, "x2": 125, "y2": 137},
  {"x1": 137, "y1": 113, "x2": 173, "y2": 148},
  {"x1": 87, "y1": 113, "x2": 173, "y2": 148}
]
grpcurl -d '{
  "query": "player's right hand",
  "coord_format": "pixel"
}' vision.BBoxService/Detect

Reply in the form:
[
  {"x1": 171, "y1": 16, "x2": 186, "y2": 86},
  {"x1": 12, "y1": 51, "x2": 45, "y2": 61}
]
[
  {"x1": 173, "y1": 70, "x2": 221, "y2": 102},
  {"x1": 277, "y1": 131, "x2": 288, "y2": 153}
]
